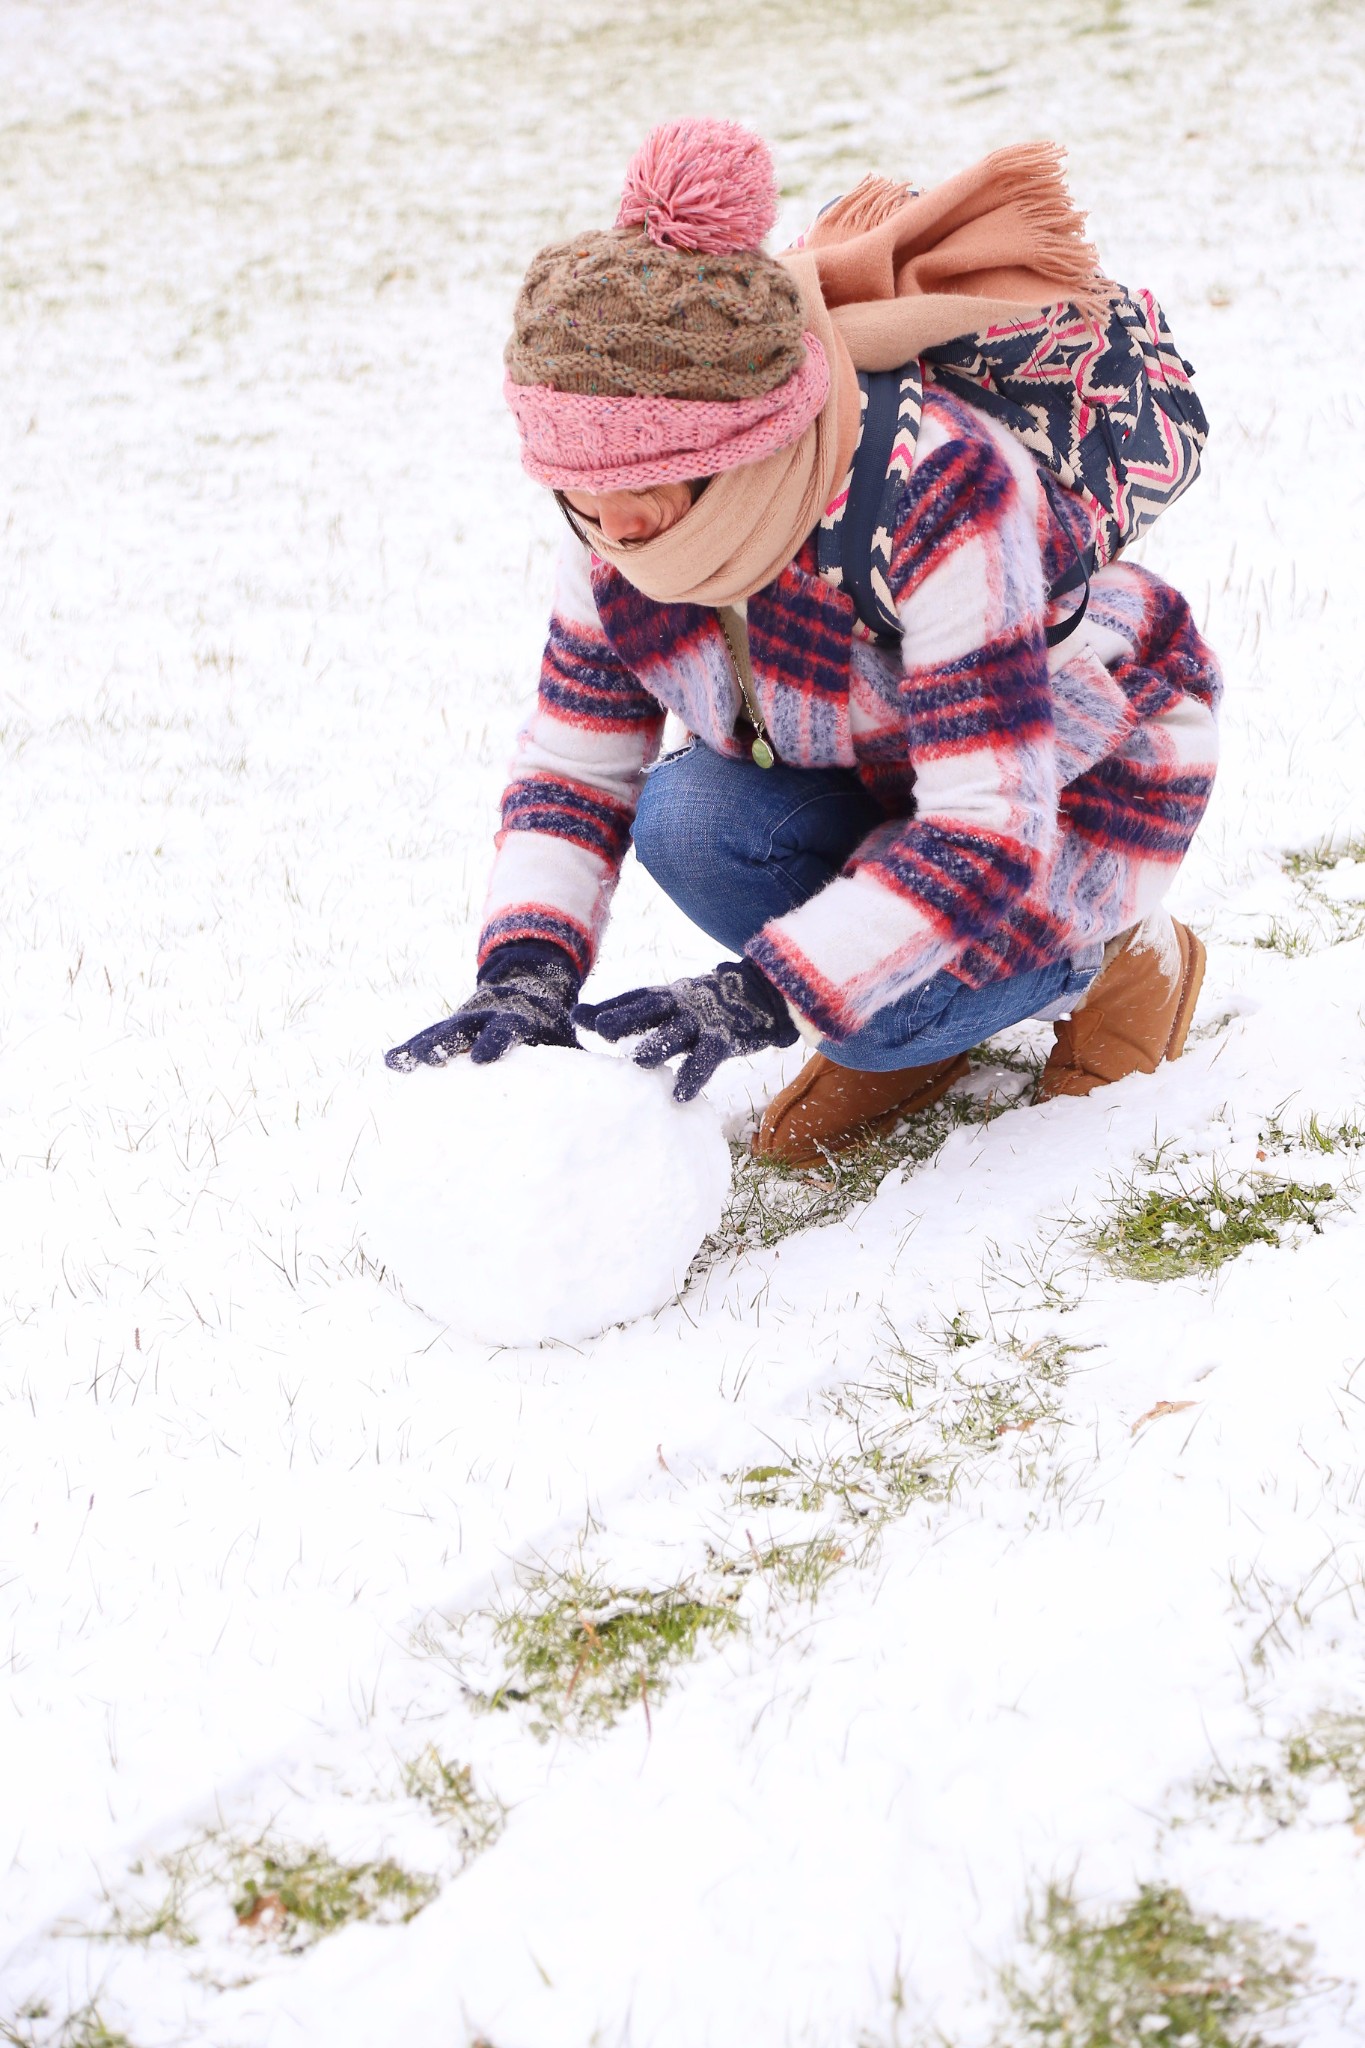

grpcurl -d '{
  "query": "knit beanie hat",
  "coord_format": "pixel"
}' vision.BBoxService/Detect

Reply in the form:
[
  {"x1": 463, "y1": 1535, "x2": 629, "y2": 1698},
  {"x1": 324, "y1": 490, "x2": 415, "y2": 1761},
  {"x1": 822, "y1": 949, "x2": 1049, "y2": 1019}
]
[{"x1": 504, "y1": 120, "x2": 830, "y2": 492}]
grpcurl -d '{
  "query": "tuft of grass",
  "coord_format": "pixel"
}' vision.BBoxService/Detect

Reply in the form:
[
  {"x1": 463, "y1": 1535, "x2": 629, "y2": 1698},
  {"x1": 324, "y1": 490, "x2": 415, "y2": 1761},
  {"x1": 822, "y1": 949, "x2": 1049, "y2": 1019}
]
[
  {"x1": 1253, "y1": 917, "x2": 1319, "y2": 958},
  {"x1": 736, "y1": 1437, "x2": 948, "y2": 1535},
  {"x1": 65, "y1": 2024, "x2": 134, "y2": 2048},
  {"x1": 1259, "y1": 1107, "x2": 1365, "y2": 1157},
  {"x1": 88, "y1": 1851, "x2": 200, "y2": 1950},
  {"x1": 80, "y1": 1844, "x2": 207, "y2": 1953},
  {"x1": 699, "y1": 1084, "x2": 1010, "y2": 1261},
  {"x1": 941, "y1": 1375, "x2": 1062, "y2": 1449},
  {"x1": 1003, "y1": 1883, "x2": 1308, "y2": 2048},
  {"x1": 1284, "y1": 1713, "x2": 1365, "y2": 1819},
  {"x1": 231, "y1": 1847, "x2": 437, "y2": 1946},
  {"x1": 734, "y1": 1462, "x2": 798, "y2": 1508},
  {"x1": 471, "y1": 1570, "x2": 741, "y2": 1735},
  {"x1": 711, "y1": 1532, "x2": 850, "y2": 1604},
  {"x1": 1095, "y1": 1166, "x2": 1336, "y2": 1280},
  {"x1": 401, "y1": 1749, "x2": 504, "y2": 1858}
]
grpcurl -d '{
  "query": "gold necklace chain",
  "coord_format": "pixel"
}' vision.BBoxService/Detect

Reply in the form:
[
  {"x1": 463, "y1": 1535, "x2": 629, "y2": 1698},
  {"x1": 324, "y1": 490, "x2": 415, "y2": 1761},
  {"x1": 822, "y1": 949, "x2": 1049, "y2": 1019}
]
[{"x1": 717, "y1": 605, "x2": 776, "y2": 770}]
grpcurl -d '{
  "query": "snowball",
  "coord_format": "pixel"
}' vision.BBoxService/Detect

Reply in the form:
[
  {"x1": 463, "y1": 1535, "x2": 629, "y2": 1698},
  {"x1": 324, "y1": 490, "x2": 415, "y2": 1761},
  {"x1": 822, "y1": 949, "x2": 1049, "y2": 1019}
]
[{"x1": 362, "y1": 1047, "x2": 731, "y2": 1347}]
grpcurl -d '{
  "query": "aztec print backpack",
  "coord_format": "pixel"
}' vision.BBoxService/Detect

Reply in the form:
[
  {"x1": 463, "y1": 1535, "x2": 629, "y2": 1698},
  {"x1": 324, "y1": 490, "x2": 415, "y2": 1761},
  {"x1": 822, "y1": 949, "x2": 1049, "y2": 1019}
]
[{"x1": 822, "y1": 289, "x2": 1210, "y2": 649}]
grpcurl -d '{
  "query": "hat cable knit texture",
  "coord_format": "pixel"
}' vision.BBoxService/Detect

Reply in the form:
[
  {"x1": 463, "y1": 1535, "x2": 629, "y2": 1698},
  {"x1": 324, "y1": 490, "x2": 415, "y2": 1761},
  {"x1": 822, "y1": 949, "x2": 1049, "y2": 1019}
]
[{"x1": 505, "y1": 119, "x2": 827, "y2": 491}]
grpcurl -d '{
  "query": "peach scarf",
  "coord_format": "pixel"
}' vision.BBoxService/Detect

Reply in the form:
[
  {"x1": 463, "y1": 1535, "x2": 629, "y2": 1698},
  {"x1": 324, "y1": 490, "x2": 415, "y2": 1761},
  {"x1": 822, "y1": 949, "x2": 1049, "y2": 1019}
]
[{"x1": 580, "y1": 143, "x2": 1110, "y2": 606}]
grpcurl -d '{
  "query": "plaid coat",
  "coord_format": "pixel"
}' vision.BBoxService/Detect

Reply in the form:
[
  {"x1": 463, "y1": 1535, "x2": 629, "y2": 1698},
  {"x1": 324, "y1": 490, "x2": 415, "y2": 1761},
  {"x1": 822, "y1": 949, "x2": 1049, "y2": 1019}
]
[{"x1": 478, "y1": 387, "x2": 1221, "y2": 1041}]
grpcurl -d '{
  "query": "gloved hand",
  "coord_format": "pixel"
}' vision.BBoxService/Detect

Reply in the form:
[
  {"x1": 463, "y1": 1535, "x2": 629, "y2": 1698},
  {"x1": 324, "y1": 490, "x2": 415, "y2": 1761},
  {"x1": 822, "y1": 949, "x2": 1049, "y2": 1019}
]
[
  {"x1": 573, "y1": 958, "x2": 798, "y2": 1103},
  {"x1": 385, "y1": 942, "x2": 581, "y2": 1071}
]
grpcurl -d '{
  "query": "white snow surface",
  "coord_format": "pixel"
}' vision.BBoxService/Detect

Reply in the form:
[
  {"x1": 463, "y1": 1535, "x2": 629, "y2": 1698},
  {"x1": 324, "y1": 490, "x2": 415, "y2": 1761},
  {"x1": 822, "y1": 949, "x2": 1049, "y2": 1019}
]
[
  {"x1": 3, "y1": 1, "x2": 1365, "y2": 2044},
  {"x1": 364, "y1": 1049, "x2": 730, "y2": 1346}
]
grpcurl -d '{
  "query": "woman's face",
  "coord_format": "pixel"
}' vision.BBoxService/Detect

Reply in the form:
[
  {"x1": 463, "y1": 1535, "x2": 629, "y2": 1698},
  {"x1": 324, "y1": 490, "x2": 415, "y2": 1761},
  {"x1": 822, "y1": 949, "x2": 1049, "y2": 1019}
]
[{"x1": 561, "y1": 482, "x2": 694, "y2": 544}]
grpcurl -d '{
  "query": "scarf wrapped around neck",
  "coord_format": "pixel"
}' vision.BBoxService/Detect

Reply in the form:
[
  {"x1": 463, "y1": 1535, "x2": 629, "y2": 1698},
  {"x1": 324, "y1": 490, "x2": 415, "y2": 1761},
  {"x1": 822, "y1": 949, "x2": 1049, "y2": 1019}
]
[{"x1": 578, "y1": 143, "x2": 1111, "y2": 607}]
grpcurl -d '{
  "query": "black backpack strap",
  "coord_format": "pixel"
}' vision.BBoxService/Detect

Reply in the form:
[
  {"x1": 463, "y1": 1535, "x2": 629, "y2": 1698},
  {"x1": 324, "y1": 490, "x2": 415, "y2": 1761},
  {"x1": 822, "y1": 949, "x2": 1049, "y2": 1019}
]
[
  {"x1": 1039, "y1": 470, "x2": 1095, "y2": 648},
  {"x1": 1044, "y1": 533, "x2": 1095, "y2": 648},
  {"x1": 841, "y1": 365, "x2": 1096, "y2": 650},
  {"x1": 839, "y1": 368, "x2": 904, "y2": 643}
]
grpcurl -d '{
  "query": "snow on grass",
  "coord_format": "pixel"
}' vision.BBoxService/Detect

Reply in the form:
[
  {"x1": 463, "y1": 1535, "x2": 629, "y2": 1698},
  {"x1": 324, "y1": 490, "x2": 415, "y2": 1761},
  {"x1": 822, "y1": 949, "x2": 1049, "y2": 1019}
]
[
  {"x1": 464, "y1": 1570, "x2": 743, "y2": 1737},
  {"x1": 997, "y1": 1883, "x2": 1309, "y2": 2048},
  {"x1": 3, "y1": 0, "x2": 1365, "y2": 2043},
  {"x1": 1094, "y1": 1165, "x2": 1342, "y2": 1282}
]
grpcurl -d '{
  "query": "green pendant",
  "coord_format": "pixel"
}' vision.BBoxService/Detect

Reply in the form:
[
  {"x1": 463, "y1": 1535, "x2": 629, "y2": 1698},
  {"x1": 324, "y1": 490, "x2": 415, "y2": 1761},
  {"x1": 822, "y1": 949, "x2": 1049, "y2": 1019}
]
[{"x1": 750, "y1": 736, "x2": 775, "y2": 770}]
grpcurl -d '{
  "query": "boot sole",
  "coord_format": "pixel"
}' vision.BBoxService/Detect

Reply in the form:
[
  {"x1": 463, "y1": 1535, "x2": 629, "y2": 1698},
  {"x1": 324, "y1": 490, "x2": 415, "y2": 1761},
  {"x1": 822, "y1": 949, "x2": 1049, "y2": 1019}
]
[{"x1": 1162, "y1": 922, "x2": 1206, "y2": 1064}]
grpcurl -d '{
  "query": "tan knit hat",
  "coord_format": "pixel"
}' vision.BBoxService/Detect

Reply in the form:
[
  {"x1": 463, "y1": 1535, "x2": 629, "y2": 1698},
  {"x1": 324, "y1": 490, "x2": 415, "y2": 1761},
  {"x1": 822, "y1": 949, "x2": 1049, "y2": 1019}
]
[
  {"x1": 502, "y1": 119, "x2": 832, "y2": 492},
  {"x1": 505, "y1": 232, "x2": 807, "y2": 402}
]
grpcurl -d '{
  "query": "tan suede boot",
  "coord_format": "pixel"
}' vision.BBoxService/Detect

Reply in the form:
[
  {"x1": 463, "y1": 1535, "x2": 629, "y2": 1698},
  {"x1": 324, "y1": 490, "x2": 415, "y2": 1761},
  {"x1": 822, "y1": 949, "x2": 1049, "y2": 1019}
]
[
  {"x1": 753, "y1": 1051, "x2": 971, "y2": 1165},
  {"x1": 1036, "y1": 915, "x2": 1206, "y2": 1102}
]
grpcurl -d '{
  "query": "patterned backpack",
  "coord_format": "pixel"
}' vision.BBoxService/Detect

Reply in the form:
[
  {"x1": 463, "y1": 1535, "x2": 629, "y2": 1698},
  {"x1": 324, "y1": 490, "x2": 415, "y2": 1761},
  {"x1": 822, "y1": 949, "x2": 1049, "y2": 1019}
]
[{"x1": 820, "y1": 288, "x2": 1210, "y2": 647}]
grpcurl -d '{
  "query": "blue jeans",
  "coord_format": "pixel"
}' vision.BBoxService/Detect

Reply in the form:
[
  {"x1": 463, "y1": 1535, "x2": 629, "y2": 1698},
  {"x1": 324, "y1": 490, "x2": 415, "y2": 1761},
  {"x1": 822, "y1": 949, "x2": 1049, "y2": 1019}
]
[{"x1": 631, "y1": 743, "x2": 1099, "y2": 1073}]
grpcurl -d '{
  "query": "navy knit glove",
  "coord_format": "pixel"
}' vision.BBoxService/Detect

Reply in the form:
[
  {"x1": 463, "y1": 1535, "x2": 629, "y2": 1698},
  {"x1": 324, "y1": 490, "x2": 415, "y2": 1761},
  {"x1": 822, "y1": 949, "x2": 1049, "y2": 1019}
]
[
  {"x1": 573, "y1": 959, "x2": 798, "y2": 1103},
  {"x1": 385, "y1": 942, "x2": 581, "y2": 1071}
]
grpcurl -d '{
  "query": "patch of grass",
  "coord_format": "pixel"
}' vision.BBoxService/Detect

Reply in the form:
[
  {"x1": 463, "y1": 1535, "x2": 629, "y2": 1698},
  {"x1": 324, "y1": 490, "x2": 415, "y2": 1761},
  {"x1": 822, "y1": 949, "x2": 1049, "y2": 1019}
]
[
  {"x1": 1195, "y1": 1758, "x2": 1298, "y2": 1832},
  {"x1": 1003, "y1": 1883, "x2": 1307, "y2": 2048},
  {"x1": 890, "y1": 1330, "x2": 1076, "y2": 1448},
  {"x1": 699, "y1": 1085, "x2": 1010, "y2": 1261},
  {"x1": 1203, "y1": 1713, "x2": 1365, "y2": 1833},
  {"x1": 1284, "y1": 1713, "x2": 1365, "y2": 1817},
  {"x1": 1095, "y1": 1165, "x2": 1336, "y2": 1281},
  {"x1": 1255, "y1": 840, "x2": 1365, "y2": 955},
  {"x1": 2, "y1": 2009, "x2": 136, "y2": 2048},
  {"x1": 86, "y1": 1819, "x2": 449, "y2": 1962},
  {"x1": 730, "y1": 1333, "x2": 1079, "y2": 1562},
  {"x1": 401, "y1": 1749, "x2": 504, "y2": 1858},
  {"x1": 471, "y1": 1570, "x2": 741, "y2": 1735},
  {"x1": 230, "y1": 1847, "x2": 437, "y2": 1946},
  {"x1": 1282, "y1": 834, "x2": 1365, "y2": 877}
]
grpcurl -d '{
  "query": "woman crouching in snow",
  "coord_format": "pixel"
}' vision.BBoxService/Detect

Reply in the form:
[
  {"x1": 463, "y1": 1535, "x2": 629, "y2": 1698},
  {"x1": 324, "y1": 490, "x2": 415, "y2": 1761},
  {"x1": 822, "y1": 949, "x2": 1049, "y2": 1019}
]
[{"x1": 387, "y1": 121, "x2": 1221, "y2": 1165}]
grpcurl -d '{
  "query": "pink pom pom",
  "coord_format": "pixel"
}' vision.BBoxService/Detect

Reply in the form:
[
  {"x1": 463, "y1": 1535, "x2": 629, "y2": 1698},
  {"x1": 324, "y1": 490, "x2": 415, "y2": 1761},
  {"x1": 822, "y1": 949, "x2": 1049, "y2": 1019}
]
[{"x1": 616, "y1": 119, "x2": 778, "y2": 255}]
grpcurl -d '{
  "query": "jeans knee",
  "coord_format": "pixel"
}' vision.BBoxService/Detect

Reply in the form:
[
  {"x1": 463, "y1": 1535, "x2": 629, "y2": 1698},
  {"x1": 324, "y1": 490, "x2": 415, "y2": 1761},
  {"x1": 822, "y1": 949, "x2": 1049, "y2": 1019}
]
[
  {"x1": 629, "y1": 769, "x2": 679, "y2": 883},
  {"x1": 631, "y1": 749, "x2": 727, "y2": 886}
]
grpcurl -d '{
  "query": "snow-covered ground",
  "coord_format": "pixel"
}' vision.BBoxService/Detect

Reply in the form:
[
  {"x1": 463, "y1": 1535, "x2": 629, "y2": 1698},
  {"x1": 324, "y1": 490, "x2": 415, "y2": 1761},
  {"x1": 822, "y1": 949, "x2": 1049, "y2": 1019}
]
[{"x1": 3, "y1": 1, "x2": 1365, "y2": 2041}]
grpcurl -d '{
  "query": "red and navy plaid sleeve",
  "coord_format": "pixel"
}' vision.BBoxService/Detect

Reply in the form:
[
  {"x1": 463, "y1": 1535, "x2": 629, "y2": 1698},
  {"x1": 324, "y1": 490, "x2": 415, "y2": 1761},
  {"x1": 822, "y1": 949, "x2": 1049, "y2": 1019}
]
[
  {"x1": 478, "y1": 538, "x2": 665, "y2": 978},
  {"x1": 958, "y1": 561, "x2": 1220, "y2": 982}
]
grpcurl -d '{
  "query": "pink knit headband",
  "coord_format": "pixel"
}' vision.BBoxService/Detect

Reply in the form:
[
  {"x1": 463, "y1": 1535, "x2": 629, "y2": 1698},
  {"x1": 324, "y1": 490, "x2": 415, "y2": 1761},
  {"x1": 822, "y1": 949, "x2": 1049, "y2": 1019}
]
[{"x1": 504, "y1": 335, "x2": 829, "y2": 493}]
